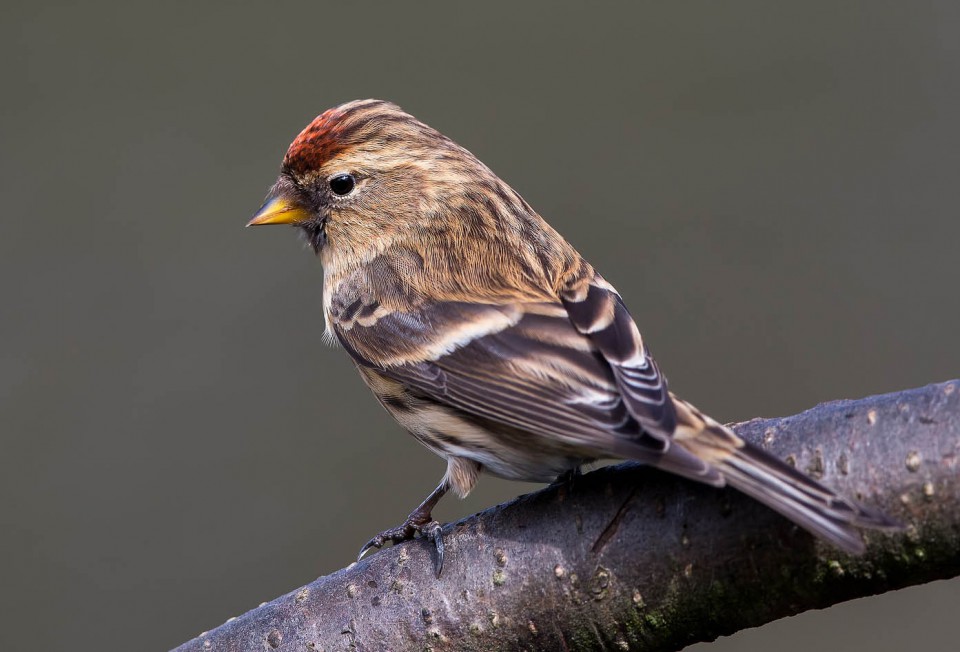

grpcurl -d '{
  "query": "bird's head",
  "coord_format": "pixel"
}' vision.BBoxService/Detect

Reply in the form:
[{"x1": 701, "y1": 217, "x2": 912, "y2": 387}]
[{"x1": 248, "y1": 99, "x2": 494, "y2": 265}]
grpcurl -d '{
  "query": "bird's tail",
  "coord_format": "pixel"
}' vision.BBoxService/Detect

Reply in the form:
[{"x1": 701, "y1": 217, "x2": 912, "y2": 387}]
[{"x1": 667, "y1": 395, "x2": 901, "y2": 553}]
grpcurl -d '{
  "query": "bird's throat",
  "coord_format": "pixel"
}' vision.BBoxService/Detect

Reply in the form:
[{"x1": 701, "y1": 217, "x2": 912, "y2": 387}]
[{"x1": 300, "y1": 220, "x2": 327, "y2": 253}]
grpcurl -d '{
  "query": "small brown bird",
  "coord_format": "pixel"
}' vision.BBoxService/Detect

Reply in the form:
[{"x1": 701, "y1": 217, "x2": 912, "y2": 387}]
[{"x1": 249, "y1": 99, "x2": 897, "y2": 573}]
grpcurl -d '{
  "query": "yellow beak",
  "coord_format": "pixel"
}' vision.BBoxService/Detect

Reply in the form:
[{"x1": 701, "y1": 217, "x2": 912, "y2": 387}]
[{"x1": 247, "y1": 195, "x2": 313, "y2": 226}]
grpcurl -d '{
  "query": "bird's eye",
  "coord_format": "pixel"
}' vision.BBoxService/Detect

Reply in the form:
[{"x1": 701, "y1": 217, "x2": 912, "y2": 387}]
[{"x1": 329, "y1": 174, "x2": 356, "y2": 196}]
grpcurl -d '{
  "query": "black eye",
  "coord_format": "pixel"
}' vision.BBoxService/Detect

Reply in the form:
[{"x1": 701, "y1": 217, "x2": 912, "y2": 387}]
[{"x1": 329, "y1": 174, "x2": 355, "y2": 196}]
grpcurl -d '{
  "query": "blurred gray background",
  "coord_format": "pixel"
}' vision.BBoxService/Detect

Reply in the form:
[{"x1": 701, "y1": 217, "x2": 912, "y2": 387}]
[{"x1": 2, "y1": 1, "x2": 958, "y2": 650}]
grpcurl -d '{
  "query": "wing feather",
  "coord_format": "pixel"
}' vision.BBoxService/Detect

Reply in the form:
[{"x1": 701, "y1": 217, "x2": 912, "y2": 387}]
[
  {"x1": 333, "y1": 293, "x2": 716, "y2": 481},
  {"x1": 561, "y1": 274, "x2": 677, "y2": 438}
]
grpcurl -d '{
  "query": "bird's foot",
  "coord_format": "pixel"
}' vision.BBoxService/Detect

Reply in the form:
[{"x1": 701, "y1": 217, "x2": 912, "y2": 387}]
[
  {"x1": 357, "y1": 514, "x2": 446, "y2": 577},
  {"x1": 551, "y1": 465, "x2": 583, "y2": 488}
]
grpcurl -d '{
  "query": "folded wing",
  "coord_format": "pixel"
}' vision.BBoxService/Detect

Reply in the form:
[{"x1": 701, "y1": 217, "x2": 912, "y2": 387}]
[{"x1": 331, "y1": 275, "x2": 719, "y2": 483}]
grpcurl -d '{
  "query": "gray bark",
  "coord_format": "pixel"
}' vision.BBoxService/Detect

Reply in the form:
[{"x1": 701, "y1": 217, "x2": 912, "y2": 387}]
[{"x1": 172, "y1": 380, "x2": 960, "y2": 651}]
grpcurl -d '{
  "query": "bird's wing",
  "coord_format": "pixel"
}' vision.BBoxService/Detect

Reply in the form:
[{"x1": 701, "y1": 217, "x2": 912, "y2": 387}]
[
  {"x1": 330, "y1": 278, "x2": 717, "y2": 481},
  {"x1": 558, "y1": 272, "x2": 677, "y2": 438}
]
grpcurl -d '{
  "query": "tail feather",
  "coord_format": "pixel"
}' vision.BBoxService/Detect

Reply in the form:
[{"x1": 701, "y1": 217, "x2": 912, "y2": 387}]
[
  {"x1": 717, "y1": 441, "x2": 898, "y2": 553},
  {"x1": 668, "y1": 395, "x2": 901, "y2": 553}
]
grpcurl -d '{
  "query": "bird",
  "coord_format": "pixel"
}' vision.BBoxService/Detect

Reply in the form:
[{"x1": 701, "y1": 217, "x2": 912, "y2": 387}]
[{"x1": 248, "y1": 99, "x2": 899, "y2": 575}]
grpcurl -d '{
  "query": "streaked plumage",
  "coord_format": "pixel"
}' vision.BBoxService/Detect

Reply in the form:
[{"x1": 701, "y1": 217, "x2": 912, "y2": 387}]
[{"x1": 249, "y1": 99, "x2": 899, "y2": 571}]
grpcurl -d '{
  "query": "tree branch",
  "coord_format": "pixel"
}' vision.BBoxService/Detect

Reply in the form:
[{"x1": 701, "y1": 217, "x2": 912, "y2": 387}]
[{"x1": 173, "y1": 380, "x2": 960, "y2": 651}]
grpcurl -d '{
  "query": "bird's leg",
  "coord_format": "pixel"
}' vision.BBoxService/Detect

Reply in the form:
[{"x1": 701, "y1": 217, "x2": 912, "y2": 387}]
[
  {"x1": 357, "y1": 480, "x2": 449, "y2": 576},
  {"x1": 551, "y1": 464, "x2": 583, "y2": 488}
]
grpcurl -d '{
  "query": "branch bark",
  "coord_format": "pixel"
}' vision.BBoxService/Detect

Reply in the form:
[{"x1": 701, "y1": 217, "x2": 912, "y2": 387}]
[{"x1": 173, "y1": 380, "x2": 960, "y2": 652}]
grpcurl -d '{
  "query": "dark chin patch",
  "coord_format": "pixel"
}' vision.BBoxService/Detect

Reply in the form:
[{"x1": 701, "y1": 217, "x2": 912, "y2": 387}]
[{"x1": 300, "y1": 220, "x2": 327, "y2": 253}]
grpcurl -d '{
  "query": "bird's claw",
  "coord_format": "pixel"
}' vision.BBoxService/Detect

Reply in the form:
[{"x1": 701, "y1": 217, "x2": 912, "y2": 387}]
[
  {"x1": 357, "y1": 518, "x2": 446, "y2": 577},
  {"x1": 424, "y1": 520, "x2": 444, "y2": 577},
  {"x1": 550, "y1": 465, "x2": 583, "y2": 489},
  {"x1": 357, "y1": 522, "x2": 413, "y2": 561}
]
